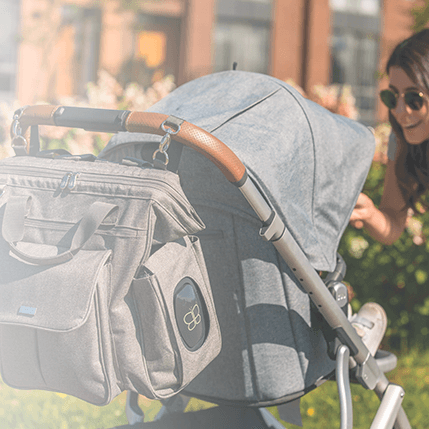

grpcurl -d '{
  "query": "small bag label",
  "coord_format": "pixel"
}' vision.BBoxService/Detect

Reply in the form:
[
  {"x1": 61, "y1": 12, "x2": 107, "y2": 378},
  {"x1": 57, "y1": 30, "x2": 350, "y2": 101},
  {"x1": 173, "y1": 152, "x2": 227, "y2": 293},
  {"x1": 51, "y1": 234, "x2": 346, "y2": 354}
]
[{"x1": 18, "y1": 306, "x2": 37, "y2": 317}]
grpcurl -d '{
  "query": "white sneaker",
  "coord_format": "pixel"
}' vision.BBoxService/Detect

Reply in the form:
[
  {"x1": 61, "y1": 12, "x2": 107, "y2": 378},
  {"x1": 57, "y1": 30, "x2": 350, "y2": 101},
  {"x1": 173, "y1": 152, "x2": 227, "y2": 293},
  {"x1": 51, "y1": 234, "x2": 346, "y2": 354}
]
[{"x1": 351, "y1": 302, "x2": 387, "y2": 356}]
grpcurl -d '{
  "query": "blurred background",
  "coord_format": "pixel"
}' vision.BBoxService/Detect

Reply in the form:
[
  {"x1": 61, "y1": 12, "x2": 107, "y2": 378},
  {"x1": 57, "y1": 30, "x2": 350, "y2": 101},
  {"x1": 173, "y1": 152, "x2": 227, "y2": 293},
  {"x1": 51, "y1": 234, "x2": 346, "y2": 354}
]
[
  {"x1": 2, "y1": 1, "x2": 429, "y2": 428},
  {"x1": 0, "y1": 0, "x2": 416, "y2": 124}
]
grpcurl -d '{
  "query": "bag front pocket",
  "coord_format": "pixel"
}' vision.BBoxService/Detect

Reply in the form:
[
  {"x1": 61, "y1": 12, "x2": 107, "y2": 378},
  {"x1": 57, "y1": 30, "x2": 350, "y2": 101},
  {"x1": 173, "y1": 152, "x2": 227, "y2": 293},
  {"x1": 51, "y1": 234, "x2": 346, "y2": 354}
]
[
  {"x1": 0, "y1": 247, "x2": 120, "y2": 406},
  {"x1": 129, "y1": 235, "x2": 221, "y2": 399}
]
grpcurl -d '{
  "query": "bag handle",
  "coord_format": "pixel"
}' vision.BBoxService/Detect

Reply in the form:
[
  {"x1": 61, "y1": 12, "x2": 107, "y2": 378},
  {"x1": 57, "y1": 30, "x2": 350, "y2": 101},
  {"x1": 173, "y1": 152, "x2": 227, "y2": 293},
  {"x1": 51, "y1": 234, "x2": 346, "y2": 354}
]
[{"x1": 2, "y1": 196, "x2": 118, "y2": 265}]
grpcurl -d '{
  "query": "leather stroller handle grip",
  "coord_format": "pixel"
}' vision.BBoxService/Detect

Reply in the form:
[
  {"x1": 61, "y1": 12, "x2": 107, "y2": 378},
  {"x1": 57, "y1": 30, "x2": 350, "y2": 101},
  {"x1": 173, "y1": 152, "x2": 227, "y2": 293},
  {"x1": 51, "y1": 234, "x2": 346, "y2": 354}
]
[
  {"x1": 15, "y1": 106, "x2": 247, "y2": 185},
  {"x1": 125, "y1": 112, "x2": 246, "y2": 184},
  {"x1": 13, "y1": 105, "x2": 59, "y2": 132}
]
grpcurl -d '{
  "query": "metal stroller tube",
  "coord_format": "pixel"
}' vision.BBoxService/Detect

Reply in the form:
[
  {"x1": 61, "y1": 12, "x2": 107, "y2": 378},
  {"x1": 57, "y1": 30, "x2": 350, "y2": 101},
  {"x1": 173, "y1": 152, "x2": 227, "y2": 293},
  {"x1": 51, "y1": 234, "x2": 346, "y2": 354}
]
[{"x1": 337, "y1": 345, "x2": 353, "y2": 429}]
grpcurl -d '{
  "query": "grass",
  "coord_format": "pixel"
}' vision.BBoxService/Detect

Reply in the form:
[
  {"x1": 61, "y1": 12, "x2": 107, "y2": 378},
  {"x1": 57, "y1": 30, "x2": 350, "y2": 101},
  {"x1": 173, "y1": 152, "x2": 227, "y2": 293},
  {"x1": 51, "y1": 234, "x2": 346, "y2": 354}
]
[
  {"x1": 271, "y1": 348, "x2": 429, "y2": 428},
  {"x1": 1, "y1": 349, "x2": 428, "y2": 428}
]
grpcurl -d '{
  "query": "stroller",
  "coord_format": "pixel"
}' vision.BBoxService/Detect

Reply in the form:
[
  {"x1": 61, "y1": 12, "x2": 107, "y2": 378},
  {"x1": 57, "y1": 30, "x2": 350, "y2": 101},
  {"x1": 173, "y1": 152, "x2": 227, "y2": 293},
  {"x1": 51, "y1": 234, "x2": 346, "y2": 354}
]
[
  {"x1": 100, "y1": 71, "x2": 411, "y2": 429},
  {"x1": 3, "y1": 71, "x2": 411, "y2": 429}
]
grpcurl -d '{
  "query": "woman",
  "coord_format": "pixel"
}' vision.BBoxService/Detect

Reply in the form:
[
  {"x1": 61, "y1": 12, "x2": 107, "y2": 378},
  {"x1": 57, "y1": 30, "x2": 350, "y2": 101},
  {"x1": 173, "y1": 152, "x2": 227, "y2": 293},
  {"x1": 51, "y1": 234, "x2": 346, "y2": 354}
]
[
  {"x1": 347, "y1": 31, "x2": 429, "y2": 354},
  {"x1": 350, "y1": 29, "x2": 429, "y2": 242}
]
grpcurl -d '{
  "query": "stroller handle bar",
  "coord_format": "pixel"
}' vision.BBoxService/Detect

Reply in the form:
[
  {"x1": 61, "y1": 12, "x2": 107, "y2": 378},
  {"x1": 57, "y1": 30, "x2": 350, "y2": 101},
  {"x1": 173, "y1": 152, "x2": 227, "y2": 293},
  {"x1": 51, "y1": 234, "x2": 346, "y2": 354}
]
[{"x1": 12, "y1": 105, "x2": 247, "y2": 185}]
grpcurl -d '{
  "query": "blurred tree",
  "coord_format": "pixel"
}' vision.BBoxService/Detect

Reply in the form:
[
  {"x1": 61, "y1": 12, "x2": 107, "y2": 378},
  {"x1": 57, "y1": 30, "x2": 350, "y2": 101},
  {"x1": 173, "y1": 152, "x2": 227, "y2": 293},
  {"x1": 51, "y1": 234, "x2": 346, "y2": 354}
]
[
  {"x1": 338, "y1": 165, "x2": 429, "y2": 352},
  {"x1": 411, "y1": 0, "x2": 429, "y2": 33}
]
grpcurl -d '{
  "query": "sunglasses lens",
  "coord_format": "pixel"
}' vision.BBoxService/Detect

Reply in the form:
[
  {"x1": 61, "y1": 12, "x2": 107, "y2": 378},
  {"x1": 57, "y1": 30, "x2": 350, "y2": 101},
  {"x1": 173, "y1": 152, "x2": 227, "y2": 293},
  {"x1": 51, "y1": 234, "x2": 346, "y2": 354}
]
[
  {"x1": 404, "y1": 91, "x2": 424, "y2": 110},
  {"x1": 380, "y1": 90, "x2": 397, "y2": 109},
  {"x1": 380, "y1": 89, "x2": 396, "y2": 109}
]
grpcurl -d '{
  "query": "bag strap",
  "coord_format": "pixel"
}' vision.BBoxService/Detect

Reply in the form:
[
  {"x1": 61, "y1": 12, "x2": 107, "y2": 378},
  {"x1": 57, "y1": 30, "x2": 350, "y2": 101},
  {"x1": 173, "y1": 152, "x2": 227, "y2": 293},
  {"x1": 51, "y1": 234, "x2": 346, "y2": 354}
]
[{"x1": 2, "y1": 196, "x2": 117, "y2": 265}]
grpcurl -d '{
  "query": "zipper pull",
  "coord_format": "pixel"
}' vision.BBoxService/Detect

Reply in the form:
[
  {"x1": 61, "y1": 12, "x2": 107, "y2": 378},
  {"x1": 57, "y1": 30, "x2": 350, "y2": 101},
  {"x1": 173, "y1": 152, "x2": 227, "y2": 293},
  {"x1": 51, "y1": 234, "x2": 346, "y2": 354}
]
[
  {"x1": 60, "y1": 172, "x2": 73, "y2": 190},
  {"x1": 68, "y1": 172, "x2": 80, "y2": 190}
]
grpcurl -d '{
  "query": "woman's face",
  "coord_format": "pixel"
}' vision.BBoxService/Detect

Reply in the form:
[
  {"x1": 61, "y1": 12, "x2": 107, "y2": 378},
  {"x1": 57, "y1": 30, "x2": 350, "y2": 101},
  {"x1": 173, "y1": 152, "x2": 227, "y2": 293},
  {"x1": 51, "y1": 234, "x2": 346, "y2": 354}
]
[{"x1": 388, "y1": 66, "x2": 429, "y2": 145}]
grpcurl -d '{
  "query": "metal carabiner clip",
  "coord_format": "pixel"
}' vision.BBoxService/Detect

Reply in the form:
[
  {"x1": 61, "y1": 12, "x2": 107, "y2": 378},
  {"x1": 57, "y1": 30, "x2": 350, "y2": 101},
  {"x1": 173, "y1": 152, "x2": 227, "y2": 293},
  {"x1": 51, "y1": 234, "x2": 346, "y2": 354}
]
[
  {"x1": 152, "y1": 133, "x2": 171, "y2": 166},
  {"x1": 10, "y1": 107, "x2": 29, "y2": 154},
  {"x1": 159, "y1": 132, "x2": 172, "y2": 152},
  {"x1": 161, "y1": 120, "x2": 181, "y2": 135}
]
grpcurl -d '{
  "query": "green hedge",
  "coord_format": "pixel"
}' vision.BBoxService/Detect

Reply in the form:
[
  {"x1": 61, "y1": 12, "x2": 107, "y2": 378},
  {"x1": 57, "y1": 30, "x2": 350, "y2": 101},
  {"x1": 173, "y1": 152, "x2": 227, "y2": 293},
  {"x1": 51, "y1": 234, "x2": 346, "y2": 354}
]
[{"x1": 338, "y1": 161, "x2": 429, "y2": 351}]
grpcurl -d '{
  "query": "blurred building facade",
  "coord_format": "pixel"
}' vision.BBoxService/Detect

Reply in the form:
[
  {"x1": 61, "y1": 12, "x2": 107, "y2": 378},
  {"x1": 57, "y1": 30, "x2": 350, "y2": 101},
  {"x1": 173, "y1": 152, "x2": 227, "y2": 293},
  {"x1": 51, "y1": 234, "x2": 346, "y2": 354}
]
[{"x1": 0, "y1": 0, "x2": 422, "y2": 125}]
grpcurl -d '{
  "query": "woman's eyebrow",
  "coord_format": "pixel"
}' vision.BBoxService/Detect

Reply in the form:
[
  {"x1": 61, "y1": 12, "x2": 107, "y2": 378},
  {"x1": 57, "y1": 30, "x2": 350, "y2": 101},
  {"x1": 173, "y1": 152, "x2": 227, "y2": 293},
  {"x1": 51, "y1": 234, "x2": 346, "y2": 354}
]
[{"x1": 388, "y1": 84, "x2": 420, "y2": 92}]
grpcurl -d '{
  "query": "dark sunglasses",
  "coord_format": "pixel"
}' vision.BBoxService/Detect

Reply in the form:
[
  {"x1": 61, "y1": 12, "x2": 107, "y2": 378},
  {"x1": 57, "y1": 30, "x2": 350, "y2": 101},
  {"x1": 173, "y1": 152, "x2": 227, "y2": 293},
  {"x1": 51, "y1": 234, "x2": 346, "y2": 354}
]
[{"x1": 379, "y1": 89, "x2": 425, "y2": 111}]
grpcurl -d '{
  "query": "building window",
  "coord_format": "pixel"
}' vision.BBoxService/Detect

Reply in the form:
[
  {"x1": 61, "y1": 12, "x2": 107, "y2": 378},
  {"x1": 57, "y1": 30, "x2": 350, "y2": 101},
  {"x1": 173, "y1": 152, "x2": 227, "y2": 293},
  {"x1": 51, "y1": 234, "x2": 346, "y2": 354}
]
[
  {"x1": 214, "y1": 0, "x2": 273, "y2": 74},
  {"x1": 117, "y1": 14, "x2": 181, "y2": 88},
  {"x1": 0, "y1": 0, "x2": 20, "y2": 101},
  {"x1": 330, "y1": 0, "x2": 381, "y2": 125},
  {"x1": 330, "y1": 0, "x2": 380, "y2": 16},
  {"x1": 62, "y1": 5, "x2": 102, "y2": 96}
]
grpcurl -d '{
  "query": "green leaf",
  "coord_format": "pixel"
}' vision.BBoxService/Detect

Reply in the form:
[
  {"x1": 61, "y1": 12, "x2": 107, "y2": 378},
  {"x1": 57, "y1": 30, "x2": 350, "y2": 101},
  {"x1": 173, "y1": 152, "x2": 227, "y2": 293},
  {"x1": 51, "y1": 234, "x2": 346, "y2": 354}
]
[{"x1": 415, "y1": 269, "x2": 428, "y2": 285}]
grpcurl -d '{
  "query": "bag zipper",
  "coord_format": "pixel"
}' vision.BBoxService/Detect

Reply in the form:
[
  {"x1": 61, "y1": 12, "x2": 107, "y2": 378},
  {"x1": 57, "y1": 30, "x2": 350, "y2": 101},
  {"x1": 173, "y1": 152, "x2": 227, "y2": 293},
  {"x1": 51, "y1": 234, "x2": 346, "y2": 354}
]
[
  {"x1": 23, "y1": 218, "x2": 143, "y2": 237},
  {"x1": 59, "y1": 172, "x2": 73, "y2": 190},
  {"x1": 1, "y1": 165, "x2": 191, "y2": 208}
]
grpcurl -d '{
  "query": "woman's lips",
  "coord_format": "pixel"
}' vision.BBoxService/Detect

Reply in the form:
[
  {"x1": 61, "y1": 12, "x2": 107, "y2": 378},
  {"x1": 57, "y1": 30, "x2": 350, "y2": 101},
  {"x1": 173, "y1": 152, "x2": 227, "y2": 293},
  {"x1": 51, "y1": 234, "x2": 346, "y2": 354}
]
[{"x1": 403, "y1": 120, "x2": 422, "y2": 129}]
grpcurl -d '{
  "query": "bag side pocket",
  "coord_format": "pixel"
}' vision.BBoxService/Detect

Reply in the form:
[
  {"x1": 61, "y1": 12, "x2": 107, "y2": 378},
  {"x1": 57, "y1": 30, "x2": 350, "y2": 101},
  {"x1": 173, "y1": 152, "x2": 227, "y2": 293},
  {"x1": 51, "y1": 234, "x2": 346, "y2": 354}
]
[
  {"x1": 132, "y1": 273, "x2": 180, "y2": 395},
  {"x1": 130, "y1": 235, "x2": 221, "y2": 399}
]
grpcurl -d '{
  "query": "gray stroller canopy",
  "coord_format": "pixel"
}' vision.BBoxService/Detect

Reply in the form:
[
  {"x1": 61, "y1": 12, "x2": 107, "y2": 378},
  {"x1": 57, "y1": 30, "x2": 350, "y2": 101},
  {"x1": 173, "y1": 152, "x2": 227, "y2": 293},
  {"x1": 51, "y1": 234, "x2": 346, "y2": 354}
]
[{"x1": 105, "y1": 71, "x2": 375, "y2": 272}]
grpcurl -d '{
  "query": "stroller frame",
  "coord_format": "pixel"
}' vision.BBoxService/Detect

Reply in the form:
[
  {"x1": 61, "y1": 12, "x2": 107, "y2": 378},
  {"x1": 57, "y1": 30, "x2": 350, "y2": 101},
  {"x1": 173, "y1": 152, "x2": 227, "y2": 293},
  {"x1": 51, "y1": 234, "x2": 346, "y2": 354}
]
[
  {"x1": 239, "y1": 177, "x2": 408, "y2": 429},
  {"x1": 124, "y1": 173, "x2": 408, "y2": 429},
  {"x1": 11, "y1": 105, "x2": 411, "y2": 429}
]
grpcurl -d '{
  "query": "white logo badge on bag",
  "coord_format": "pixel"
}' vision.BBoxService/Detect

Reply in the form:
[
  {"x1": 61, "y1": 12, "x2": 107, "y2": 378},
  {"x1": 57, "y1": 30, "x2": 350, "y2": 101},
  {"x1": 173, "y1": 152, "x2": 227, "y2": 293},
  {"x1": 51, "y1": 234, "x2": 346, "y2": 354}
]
[{"x1": 183, "y1": 304, "x2": 201, "y2": 331}]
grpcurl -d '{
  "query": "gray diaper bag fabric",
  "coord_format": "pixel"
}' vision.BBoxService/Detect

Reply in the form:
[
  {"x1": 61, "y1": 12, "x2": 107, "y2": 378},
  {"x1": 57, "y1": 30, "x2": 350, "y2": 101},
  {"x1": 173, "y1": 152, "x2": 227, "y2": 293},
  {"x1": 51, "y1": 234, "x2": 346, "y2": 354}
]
[{"x1": 0, "y1": 155, "x2": 221, "y2": 405}]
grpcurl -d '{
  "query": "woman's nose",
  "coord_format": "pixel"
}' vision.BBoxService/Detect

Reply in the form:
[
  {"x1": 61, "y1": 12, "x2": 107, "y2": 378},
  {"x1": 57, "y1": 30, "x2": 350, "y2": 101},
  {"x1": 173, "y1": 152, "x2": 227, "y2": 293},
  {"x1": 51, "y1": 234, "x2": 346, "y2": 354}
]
[{"x1": 393, "y1": 95, "x2": 412, "y2": 117}]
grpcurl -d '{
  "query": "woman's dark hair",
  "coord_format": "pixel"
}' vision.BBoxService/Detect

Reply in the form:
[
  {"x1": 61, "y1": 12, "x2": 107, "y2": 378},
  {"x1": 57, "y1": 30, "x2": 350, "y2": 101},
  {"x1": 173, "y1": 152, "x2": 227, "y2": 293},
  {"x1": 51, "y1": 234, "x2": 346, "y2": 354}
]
[{"x1": 386, "y1": 29, "x2": 429, "y2": 212}]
